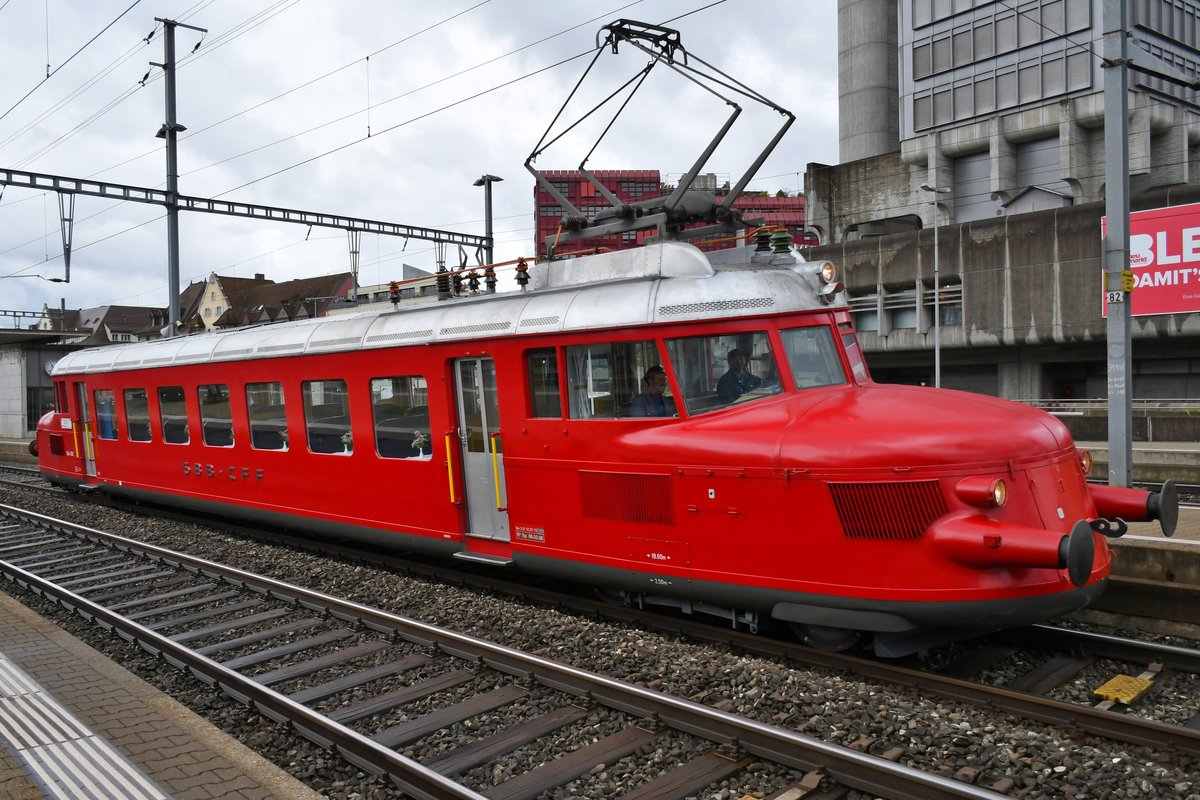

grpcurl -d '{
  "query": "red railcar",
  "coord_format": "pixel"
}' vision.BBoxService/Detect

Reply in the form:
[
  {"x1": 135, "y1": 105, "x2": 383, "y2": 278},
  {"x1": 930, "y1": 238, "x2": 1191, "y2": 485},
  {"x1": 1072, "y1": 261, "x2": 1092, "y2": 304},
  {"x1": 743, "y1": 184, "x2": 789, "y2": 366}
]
[{"x1": 36, "y1": 241, "x2": 1176, "y2": 655}]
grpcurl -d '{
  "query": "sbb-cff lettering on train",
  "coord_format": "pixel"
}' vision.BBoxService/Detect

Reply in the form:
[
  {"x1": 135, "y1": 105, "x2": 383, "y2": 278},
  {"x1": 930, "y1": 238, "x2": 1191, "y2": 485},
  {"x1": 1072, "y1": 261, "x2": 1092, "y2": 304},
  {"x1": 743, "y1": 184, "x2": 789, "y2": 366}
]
[{"x1": 181, "y1": 463, "x2": 265, "y2": 481}]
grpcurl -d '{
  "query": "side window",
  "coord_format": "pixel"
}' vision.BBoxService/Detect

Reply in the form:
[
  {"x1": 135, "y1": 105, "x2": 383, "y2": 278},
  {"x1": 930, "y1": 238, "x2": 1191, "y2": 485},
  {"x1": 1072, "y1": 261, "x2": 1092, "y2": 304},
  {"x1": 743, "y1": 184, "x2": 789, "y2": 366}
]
[
  {"x1": 158, "y1": 386, "x2": 189, "y2": 444},
  {"x1": 303, "y1": 379, "x2": 352, "y2": 454},
  {"x1": 527, "y1": 348, "x2": 561, "y2": 418},
  {"x1": 124, "y1": 388, "x2": 151, "y2": 442},
  {"x1": 246, "y1": 382, "x2": 288, "y2": 450},
  {"x1": 198, "y1": 383, "x2": 234, "y2": 447},
  {"x1": 840, "y1": 325, "x2": 870, "y2": 383},
  {"x1": 565, "y1": 340, "x2": 658, "y2": 419},
  {"x1": 781, "y1": 326, "x2": 848, "y2": 389},
  {"x1": 93, "y1": 389, "x2": 118, "y2": 440},
  {"x1": 665, "y1": 331, "x2": 780, "y2": 415},
  {"x1": 55, "y1": 382, "x2": 69, "y2": 414},
  {"x1": 370, "y1": 376, "x2": 430, "y2": 459}
]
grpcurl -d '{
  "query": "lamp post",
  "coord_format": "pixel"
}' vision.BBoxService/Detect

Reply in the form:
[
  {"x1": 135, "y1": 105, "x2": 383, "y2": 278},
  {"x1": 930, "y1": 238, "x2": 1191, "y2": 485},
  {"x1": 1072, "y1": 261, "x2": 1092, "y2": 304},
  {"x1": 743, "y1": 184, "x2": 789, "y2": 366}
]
[
  {"x1": 920, "y1": 183, "x2": 950, "y2": 388},
  {"x1": 473, "y1": 174, "x2": 503, "y2": 265}
]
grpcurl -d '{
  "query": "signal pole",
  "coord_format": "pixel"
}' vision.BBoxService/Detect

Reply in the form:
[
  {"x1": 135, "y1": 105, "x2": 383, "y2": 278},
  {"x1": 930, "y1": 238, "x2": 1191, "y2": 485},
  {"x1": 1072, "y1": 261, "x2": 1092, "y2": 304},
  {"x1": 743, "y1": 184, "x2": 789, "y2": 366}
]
[
  {"x1": 153, "y1": 18, "x2": 206, "y2": 337},
  {"x1": 1098, "y1": 0, "x2": 1199, "y2": 486},
  {"x1": 1102, "y1": 0, "x2": 1132, "y2": 487}
]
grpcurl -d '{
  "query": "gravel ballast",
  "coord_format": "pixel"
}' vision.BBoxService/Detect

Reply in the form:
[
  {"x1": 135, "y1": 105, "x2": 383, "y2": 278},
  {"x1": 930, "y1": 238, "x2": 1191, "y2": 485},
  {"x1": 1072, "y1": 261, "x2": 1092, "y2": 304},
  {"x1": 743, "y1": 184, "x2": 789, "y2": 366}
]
[{"x1": 1, "y1": 484, "x2": 1198, "y2": 800}]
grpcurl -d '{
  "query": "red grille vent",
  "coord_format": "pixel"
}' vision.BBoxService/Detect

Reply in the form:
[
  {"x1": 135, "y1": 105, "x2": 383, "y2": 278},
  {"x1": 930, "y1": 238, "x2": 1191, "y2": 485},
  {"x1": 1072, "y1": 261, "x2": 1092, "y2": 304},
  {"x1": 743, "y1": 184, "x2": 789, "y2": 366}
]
[
  {"x1": 580, "y1": 471, "x2": 673, "y2": 525},
  {"x1": 828, "y1": 480, "x2": 947, "y2": 540}
]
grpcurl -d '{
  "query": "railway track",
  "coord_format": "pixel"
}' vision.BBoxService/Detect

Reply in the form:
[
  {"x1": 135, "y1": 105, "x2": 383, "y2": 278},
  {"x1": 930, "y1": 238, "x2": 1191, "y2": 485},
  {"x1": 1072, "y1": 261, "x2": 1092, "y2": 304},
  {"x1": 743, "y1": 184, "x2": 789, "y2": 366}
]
[
  {"x1": 2, "y1": 479, "x2": 1198, "y2": 756},
  {"x1": 2, "y1": 479, "x2": 1199, "y2": 794},
  {"x1": 0, "y1": 462, "x2": 53, "y2": 489},
  {"x1": 0, "y1": 503, "x2": 1021, "y2": 800}
]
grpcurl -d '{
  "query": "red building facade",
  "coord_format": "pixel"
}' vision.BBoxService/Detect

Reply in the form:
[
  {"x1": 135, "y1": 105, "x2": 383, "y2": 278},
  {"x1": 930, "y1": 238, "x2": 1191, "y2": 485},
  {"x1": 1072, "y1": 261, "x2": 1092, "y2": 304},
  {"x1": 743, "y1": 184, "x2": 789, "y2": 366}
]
[{"x1": 534, "y1": 169, "x2": 809, "y2": 256}]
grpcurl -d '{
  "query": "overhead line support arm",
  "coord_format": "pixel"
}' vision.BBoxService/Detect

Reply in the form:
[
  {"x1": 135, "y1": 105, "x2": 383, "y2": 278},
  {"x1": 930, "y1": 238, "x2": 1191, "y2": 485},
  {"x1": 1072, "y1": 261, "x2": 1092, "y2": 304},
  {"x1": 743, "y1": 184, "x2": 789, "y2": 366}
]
[{"x1": 0, "y1": 168, "x2": 488, "y2": 248}]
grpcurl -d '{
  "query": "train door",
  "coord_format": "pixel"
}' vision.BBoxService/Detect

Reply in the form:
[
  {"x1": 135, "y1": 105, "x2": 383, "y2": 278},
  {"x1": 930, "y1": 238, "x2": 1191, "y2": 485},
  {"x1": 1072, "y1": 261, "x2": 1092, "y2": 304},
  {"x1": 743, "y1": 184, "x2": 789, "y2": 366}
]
[
  {"x1": 454, "y1": 357, "x2": 509, "y2": 542},
  {"x1": 73, "y1": 382, "x2": 96, "y2": 477}
]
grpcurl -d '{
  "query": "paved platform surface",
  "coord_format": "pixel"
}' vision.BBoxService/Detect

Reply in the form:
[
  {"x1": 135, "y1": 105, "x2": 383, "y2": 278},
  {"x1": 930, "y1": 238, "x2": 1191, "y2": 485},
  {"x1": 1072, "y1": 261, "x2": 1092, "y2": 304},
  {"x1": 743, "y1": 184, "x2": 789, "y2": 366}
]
[
  {"x1": 1126, "y1": 505, "x2": 1200, "y2": 541},
  {"x1": 0, "y1": 591, "x2": 320, "y2": 800}
]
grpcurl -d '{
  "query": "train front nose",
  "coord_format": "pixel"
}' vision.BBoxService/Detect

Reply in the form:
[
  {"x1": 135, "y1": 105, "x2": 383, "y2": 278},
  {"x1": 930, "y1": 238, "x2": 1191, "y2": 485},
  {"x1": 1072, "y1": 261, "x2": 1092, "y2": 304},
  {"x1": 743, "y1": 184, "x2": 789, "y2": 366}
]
[{"x1": 787, "y1": 385, "x2": 1114, "y2": 587}]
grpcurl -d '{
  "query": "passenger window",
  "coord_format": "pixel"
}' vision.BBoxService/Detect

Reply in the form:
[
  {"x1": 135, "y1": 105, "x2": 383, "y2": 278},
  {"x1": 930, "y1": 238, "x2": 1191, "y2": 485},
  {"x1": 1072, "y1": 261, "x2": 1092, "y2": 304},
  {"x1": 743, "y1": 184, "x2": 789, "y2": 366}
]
[
  {"x1": 158, "y1": 386, "x2": 189, "y2": 444},
  {"x1": 665, "y1": 331, "x2": 780, "y2": 415},
  {"x1": 565, "y1": 340, "x2": 659, "y2": 419},
  {"x1": 246, "y1": 382, "x2": 288, "y2": 450},
  {"x1": 55, "y1": 382, "x2": 69, "y2": 414},
  {"x1": 198, "y1": 384, "x2": 234, "y2": 447},
  {"x1": 303, "y1": 379, "x2": 352, "y2": 454},
  {"x1": 93, "y1": 389, "x2": 118, "y2": 440},
  {"x1": 781, "y1": 326, "x2": 848, "y2": 388},
  {"x1": 527, "y1": 348, "x2": 561, "y2": 418},
  {"x1": 370, "y1": 376, "x2": 430, "y2": 459},
  {"x1": 124, "y1": 388, "x2": 151, "y2": 442}
]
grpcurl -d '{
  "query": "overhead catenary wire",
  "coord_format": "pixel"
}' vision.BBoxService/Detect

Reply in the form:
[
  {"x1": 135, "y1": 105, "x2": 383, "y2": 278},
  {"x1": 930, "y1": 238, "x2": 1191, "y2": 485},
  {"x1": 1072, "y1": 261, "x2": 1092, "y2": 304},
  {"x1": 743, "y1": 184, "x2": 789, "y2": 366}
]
[
  {"x1": 213, "y1": 47, "x2": 598, "y2": 197},
  {"x1": 4, "y1": 1, "x2": 1190, "y2": 311},
  {"x1": 0, "y1": 0, "x2": 658, "y2": 291},
  {"x1": 165, "y1": 0, "x2": 645, "y2": 181},
  {"x1": 0, "y1": 0, "x2": 143, "y2": 125},
  {"x1": 0, "y1": 0, "x2": 298, "y2": 167}
]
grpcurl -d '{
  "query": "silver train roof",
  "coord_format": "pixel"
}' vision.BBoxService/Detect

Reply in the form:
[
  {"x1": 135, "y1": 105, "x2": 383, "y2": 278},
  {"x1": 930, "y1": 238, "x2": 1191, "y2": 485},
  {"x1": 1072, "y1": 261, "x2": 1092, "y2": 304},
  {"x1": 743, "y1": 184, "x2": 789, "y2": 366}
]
[{"x1": 52, "y1": 242, "x2": 842, "y2": 375}]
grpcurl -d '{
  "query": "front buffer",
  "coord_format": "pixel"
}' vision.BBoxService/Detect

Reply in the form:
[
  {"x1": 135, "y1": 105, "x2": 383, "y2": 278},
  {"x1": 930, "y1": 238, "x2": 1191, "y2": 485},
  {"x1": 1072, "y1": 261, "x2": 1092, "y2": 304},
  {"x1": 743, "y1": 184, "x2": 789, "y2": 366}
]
[{"x1": 928, "y1": 513, "x2": 1097, "y2": 588}]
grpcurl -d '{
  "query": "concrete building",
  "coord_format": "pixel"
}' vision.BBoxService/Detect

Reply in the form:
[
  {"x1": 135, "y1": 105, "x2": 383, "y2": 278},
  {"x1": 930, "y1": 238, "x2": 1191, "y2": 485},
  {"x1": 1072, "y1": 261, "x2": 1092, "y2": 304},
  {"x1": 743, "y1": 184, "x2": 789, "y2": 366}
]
[{"x1": 806, "y1": 0, "x2": 1200, "y2": 400}]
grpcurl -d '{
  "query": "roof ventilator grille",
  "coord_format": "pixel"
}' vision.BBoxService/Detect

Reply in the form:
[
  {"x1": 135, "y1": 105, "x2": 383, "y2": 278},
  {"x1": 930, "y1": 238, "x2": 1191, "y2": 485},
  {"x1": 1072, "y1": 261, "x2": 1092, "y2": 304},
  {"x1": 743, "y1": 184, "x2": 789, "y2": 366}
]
[
  {"x1": 440, "y1": 321, "x2": 511, "y2": 336},
  {"x1": 519, "y1": 315, "x2": 560, "y2": 328},
  {"x1": 828, "y1": 480, "x2": 947, "y2": 540},
  {"x1": 309, "y1": 336, "x2": 360, "y2": 348},
  {"x1": 658, "y1": 297, "x2": 774, "y2": 316},
  {"x1": 257, "y1": 343, "x2": 303, "y2": 353},
  {"x1": 366, "y1": 330, "x2": 435, "y2": 343}
]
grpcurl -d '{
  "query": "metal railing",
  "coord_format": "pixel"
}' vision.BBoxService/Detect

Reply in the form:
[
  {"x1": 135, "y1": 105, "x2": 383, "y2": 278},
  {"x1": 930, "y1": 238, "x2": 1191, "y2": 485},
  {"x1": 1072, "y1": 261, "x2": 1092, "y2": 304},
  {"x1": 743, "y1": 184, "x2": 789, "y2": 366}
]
[{"x1": 1016, "y1": 399, "x2": 1200, "y2": 415}]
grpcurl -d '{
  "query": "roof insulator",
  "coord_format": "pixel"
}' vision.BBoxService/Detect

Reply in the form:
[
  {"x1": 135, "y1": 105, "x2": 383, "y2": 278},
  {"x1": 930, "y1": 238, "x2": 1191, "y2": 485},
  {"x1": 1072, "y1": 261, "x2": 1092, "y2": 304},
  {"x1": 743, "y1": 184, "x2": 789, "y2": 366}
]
[{"x1": 771, "y1": 229, "x2": 792, "y2": 254}]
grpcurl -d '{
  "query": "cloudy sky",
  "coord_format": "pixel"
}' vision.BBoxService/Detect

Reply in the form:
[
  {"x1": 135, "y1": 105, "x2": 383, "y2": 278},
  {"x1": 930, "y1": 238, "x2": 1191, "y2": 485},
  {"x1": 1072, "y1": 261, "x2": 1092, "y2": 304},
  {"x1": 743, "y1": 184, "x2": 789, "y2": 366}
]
[{"x1": 0, "y1": 0, "x2": 839, "y2": 316}]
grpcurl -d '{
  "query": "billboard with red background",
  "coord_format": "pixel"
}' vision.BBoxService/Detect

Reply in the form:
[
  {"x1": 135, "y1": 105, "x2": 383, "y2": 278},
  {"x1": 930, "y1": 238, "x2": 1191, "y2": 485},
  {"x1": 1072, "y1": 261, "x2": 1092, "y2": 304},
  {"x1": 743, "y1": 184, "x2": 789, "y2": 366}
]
[{"x1": 1103, "y1": 202, "x2": 1200, "y2": 317}]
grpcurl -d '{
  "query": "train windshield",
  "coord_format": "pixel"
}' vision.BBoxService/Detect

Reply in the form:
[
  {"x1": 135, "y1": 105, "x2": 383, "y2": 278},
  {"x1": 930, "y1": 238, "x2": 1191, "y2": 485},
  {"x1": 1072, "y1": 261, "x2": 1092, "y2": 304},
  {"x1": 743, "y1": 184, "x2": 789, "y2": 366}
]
[
  {"x1": 665, "y1": 331, "x2": 782, "y2": 415},
  {"x1": 779, "y1": 326, "x2": 847, "y2": 389}
]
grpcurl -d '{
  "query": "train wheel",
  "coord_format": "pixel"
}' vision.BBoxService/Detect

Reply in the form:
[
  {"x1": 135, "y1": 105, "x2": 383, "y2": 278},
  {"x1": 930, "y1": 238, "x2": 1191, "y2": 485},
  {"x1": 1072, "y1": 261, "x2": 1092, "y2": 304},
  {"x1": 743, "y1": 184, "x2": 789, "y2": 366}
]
[
  {"x1": 792, "y1": 623, "x2": 861, "y2": 652},
  {"x1": 594, "y1": 586, "x2": 630, "y2": 607}
]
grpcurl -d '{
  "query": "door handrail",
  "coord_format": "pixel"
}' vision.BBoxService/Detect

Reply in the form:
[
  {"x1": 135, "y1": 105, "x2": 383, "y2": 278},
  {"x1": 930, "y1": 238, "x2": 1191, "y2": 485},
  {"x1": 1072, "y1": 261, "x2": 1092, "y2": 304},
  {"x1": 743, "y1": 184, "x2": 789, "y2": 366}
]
[
  {"x1": 489, "y1": 431, "x2": 507, "y2": 512},
  {"x1": 444, "y1": 431, "x2": 459, "y2": 505}
]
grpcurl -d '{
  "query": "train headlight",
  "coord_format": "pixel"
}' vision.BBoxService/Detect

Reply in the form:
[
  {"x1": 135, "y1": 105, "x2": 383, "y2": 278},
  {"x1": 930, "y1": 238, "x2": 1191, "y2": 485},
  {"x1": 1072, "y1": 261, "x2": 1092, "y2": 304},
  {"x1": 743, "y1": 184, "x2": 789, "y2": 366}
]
[
  {"x1": 955, "y1": 476, "x2": 1008, "y2": 508},
  {"x1": 819, "y1": 262, "x2": 837, "y2": 284},
  {"x1": 1077, "y1": 448, "x2": 1093, "y2": 476}
]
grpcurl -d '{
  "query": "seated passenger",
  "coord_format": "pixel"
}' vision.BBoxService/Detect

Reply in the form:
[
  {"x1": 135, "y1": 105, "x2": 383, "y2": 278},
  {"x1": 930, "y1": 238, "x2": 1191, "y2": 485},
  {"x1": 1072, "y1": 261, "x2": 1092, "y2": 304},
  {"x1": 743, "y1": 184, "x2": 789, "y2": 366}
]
[
  {"x1": 630, "y1": 365, "x2": 670, "y2": 417},
  {"x1": 717, "y1": 348, "x2": 762, "y2": 402}
]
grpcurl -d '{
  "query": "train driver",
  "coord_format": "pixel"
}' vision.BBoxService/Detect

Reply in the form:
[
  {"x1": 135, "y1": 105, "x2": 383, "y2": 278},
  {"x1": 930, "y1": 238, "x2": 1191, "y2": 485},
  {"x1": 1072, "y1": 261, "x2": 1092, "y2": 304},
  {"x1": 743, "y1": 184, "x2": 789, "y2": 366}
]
[
  {"x1": 630, "y1": 365, "x2": 670, "y2": 417},
  {"x1": 717, "y1": 348, "x2": 762, "y2": 402}
]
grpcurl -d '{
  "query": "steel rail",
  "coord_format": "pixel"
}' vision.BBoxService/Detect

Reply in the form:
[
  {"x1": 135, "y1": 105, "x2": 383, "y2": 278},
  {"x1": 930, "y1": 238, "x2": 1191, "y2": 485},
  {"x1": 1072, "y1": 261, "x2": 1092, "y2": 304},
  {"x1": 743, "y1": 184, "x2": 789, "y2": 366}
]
[
  {"x1": 6, "y1": 482, "x2": 1196, "y2": 762},
  {"x1": 0, "y1": 504, "x2": 1007, "y2": 800},
  {"x1": 0, "y1": 533, "x2": 486, "y2": 800},
  {"x1": 1025, "y1": 624, "x2": 1200, "y2": 672}
]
